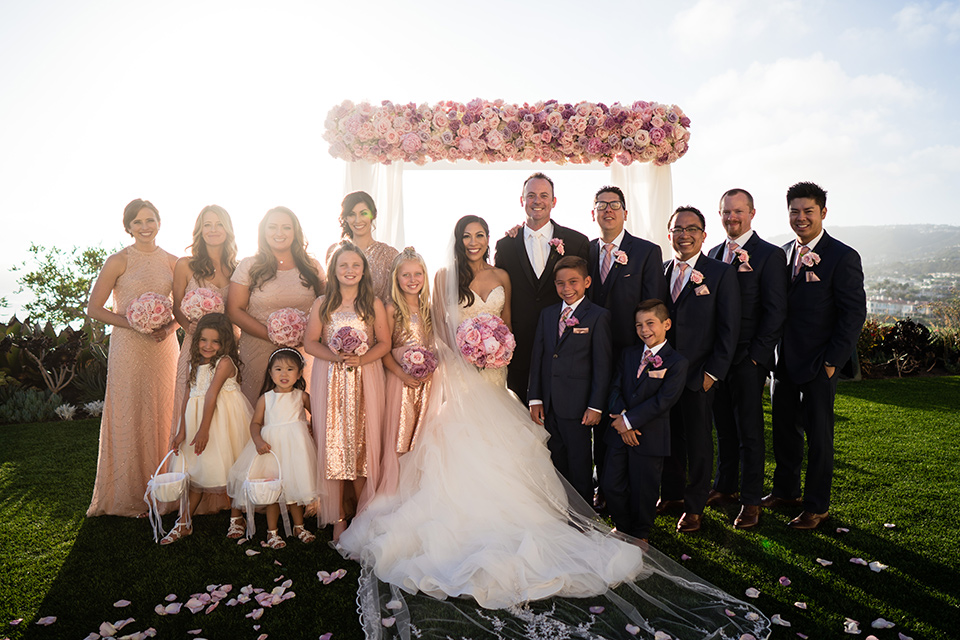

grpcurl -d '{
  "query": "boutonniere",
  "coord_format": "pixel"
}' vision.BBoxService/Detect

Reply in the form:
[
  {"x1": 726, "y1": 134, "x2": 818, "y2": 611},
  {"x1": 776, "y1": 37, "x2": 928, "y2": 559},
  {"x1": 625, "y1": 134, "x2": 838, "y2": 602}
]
[
  {"x1": 548, "y1": 237, "x2": 565, "y2": 255},
  {"x1": 689, "y1": 269, "x2": 704, "y2": 285},
  {"x1": 734, "y1": 248, "x2": 754, "y2": 272},
  {"x1": 563, "y1": 316, "x2": 579, "y2": 329},
  {"x1": 638, "y1": 352, "x2": 664, "y2": 377},
  {"x1": 613, "y1": 250, "x2": 628, "y2": 265},
  {"x1": 800, "y1": 251, "x2": 821, "y2": 268}
]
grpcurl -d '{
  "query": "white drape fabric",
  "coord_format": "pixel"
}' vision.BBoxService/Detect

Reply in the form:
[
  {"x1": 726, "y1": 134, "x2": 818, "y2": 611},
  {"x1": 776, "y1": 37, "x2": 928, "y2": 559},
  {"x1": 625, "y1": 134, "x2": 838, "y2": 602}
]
[{"x1": 344, "y1": 161, "x2": 406, "y2": 248}]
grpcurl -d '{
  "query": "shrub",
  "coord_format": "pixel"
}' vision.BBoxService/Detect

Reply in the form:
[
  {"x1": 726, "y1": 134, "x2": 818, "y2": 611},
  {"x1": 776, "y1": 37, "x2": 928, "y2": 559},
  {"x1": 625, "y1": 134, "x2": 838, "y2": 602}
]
[
  {"x1": 857, "y1": 320, "x2": 892, "y2": 378},
  {"x1": 0, "y1": 387, "x2": 63, "y2": 424},
  {"x1": 882, "y1": 318, "x2": 936, "y2": 377}
]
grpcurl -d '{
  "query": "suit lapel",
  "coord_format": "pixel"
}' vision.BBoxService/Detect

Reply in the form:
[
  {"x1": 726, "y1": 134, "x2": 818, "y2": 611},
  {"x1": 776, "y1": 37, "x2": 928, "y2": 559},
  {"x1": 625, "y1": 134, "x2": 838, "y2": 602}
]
[
  {"x1": 514, "y1": 231, "x2": 538, "y2": 289},
  {"x1": 707, "y1": 242, "x2": 724, "y2": 262}
]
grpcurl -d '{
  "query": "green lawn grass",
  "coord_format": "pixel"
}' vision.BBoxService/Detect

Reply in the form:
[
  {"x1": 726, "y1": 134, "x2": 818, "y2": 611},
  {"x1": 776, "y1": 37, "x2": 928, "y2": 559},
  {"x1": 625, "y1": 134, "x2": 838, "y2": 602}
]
[{"x1": 2, "y1": 377, "x2": 959, "y2": 639}]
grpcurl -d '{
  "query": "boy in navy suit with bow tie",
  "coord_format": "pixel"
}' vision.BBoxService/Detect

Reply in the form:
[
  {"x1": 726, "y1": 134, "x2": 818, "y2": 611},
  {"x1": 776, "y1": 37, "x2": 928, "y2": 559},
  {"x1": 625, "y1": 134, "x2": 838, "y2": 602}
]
[
  {"x1": 603, "y1": 299, "x2": 688, "y2": 541},
  {"x1": 529, "y1": 256, "x2": 612, "y2": 504}
]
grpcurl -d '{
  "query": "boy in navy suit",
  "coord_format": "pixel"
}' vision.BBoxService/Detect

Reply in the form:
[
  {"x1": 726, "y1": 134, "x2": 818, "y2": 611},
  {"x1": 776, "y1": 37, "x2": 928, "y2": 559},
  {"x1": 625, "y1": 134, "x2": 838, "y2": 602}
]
[
  {"x1": 603, "y1": 299, "x2": 688, "y2": 541},
  {"x1": 529, "y1": 255, "x2": 612, "y2": 504}
]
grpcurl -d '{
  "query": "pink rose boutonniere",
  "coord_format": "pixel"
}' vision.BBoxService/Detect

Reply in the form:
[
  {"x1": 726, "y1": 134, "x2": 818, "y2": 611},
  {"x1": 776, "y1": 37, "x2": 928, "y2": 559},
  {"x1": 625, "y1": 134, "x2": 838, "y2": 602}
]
[
  {"x1": 548, "y1": 237, "x2": 565, "y2": 255},
  {"x1": 800, "y1": 251, "x2": 821, "y2": 268},
  {"x1": 564, "y1": 316, "x2": 579, "y2": 329},
  {"x1": 613, "y1": 250, "x2": 628, "y2": 265},
  {"x1": 734, "y1": 248, "x2": 754, "y2": 272},
  {"x1": 689, "y1": 269, "x2": 704, "y2": 285}
]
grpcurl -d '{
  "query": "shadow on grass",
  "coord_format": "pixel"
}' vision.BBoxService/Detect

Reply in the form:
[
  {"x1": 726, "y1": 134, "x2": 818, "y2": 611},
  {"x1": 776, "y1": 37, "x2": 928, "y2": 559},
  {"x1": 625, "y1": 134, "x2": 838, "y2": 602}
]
[{"x1": 838, "y1": 375, "x2": 960, "y2": 411}]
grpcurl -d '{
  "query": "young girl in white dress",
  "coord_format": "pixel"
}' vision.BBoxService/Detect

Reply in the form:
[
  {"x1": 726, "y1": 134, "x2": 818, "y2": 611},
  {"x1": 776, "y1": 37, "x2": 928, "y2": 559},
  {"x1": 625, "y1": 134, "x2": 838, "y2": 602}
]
[
  {"x1": 227, "y1": 348, "x2": 318, "y2": 549},
  {"x1": 163, "y1": 312, "x2": 252, "y2": 544}
]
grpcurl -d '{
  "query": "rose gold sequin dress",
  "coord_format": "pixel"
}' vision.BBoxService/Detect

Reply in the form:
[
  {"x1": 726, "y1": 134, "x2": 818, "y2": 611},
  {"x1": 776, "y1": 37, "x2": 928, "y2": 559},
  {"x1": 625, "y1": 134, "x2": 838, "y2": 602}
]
[
  {"x1": 310, "y1": 308, "x2": 386, "y2": 525},
  {"x1": 327, "y1": 241, "x2": 399, "y2": 302},
  {"x1": 87, "y1": 245, "x2": 179, "y2": 517},
  {"x1": 379, "y1": 313, "x2": 433, "y2": 496},
  {"x1": 231, "y1": 257, "x2": 318, "y2": 405}
]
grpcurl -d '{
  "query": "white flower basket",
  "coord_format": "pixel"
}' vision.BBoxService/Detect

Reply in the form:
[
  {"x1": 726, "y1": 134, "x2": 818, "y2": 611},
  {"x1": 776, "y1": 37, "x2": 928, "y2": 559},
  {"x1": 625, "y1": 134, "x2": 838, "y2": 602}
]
[
  {"x1": 241, "y1": 449, "x2": 290, "y2": 539},
  {"x1": 144, "y1": 449, "x2": 189, "y2": 542}
]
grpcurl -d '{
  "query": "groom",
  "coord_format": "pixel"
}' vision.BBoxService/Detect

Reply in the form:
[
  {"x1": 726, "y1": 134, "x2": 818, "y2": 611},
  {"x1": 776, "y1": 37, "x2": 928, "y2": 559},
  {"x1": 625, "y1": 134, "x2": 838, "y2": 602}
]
[{"x1": 495, "y1": 173, "x2": 590, "y2": 404}]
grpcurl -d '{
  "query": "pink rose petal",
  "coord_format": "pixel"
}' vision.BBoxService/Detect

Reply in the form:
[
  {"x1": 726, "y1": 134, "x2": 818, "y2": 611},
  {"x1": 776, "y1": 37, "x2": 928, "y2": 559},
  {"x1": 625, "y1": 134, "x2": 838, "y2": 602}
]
[
  {"x1": 385, "y1": 600, "x2": 402, "y2": 611},
  {"x1": 654, "y1": 632, "x2": 671, "y2": 640},
  {"x1": 866, "y1": 636, "x2": 879, "y2": 640},
  {"x1": 869, "y1": 561, "x2": 888, "y2": 572},
  {"x1": 745, "y1": 587, "x2": 760, "y2": 598},
  {"x1": 884, "y1": 523, "x2": 896, "y2": 528},
  {"x1": 187, "y1": 630, "x2": 202, "y2": 636},
  {"x1": 205, "y1": 602, "x2": 219, "y2": 614},
  {"x1": 164, "y1": 603, "x2": 182, "y2": 615},
  {"x1": 115, "y1": 618, "x2": 134, "y2": 630},
  {"x1": 898, "y1": 633, "x2": 914, "y2": 640},
  {"x1": 797, "y1": 634, "x2": 809, "y2": 639},
  {"x1": 844, "y1": 618, "x2": 861, "y2": 634},
  {"x1": 154, "y1": 605, "x2": 167, "y2": 616},
  {"x1": 816, "y1": 558, "x2": 833, "y2": 566},
  {"x1": 254, "y1": 625, "x2": 260, "y2": 630},
  {"x1": 382, "y1": 617, "x2": 396, "y2": 627},
  {"x1": 10, "y1": 618, "x2": 23, "y2": 625},
  {"x1": 779, "y1": 576, "x2": 791, "y2": 586},
  {"x1": 245, "y1": 608, "x2": 264, "y2": 620},
  {"x1": 273, "y1": 575, "x2": 285, "y2": 582},
  {"x1": 794, "y1": 602, "x2": 808, "y2": 609},
  {"x1": 245, "y1": 549, "x2": 261, "y2": 556},
  {"x1": 740, "y1": 635, "x2": 758, "y2": 640},
  {"x1": 84, "y1": 633, "x2": 100, "y2": 640},
  {"x1": 273, "y1": 560, "x2": 282, "y2": 566},
  {"x1": 320, "y1": 634, "x2": 333, "y2": 640},
  {"x1": 35, "y1": 616, "x2": 57, "y2": 626},
  {"x1": 772, "y1": 614, "x2": 791, "y2": 627},
  {"x1": 680, "y1": 554, "x2": 692, "y2": 561},
  {"x1": 99, "y1": 621, "x2": 117, "y2": 636},
  {"x1": 258, "y1": 634, "x2": 268, "y2": 640},
  {"x1": 850, "y1": 557, "x2": 868, "y2": 566},
  {"x1": 625, "y1": 623, "x2": 640, "y2": 635},
  {"x1": 724, "y1": 609, "x2": 736, "y2": 617},
  {"x1": 589, "y1": 606, "x2": 605, "y2": 614},
  {"x1": 114, "y1": 599, "x2": 131, "y2": 608},
  {"x1": 872, "y1": 618, "x2": 895, "y2": 629},
  {"x1": 837, "y1": 527, "x2": 850, "y2": 533},
  {"x1": 165, "y1": 594, "x2": 178, "y2": 602},
  {"x1": 745, "y1": 612, "x2": 760, "y2": 621}
]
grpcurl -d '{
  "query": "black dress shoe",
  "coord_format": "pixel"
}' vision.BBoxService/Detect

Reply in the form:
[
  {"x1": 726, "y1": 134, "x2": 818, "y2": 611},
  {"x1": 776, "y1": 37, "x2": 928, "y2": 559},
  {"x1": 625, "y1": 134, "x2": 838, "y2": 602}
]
[
  {"x1": 759, "y1": 493, "x2": 803, "y2": 509},
  {"x1": 734, "y1": 505, "x2": 761, "y2": 529},
  {"x1": 706, "y1": 490, "x2": 739, "y2": 506},
  {"x1": 677, "y1": 512, "x2": 702, "y2": 533},
  {"x1": 656, "y1": 499, "x2": 684, "y2": 515}
]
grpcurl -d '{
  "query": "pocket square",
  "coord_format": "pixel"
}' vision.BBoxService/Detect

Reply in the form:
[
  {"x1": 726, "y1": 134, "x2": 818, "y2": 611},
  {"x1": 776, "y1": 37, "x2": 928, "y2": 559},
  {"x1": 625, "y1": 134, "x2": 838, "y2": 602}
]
[
  {"x1": 647, "y1": 369, "x2": 666, "y2": 379},
  {"x1": 738, "y1": 263, "x2": 754, "y2": 272},
  {"x1": 573, "y1": 327, "x2": 589, "y2": 334},
  {"x1": 695, "y1": 284, "x2": 710, "y2": 296},
  {"x1": 805, "y1": 271, "x2": 821, "y2": 282}
]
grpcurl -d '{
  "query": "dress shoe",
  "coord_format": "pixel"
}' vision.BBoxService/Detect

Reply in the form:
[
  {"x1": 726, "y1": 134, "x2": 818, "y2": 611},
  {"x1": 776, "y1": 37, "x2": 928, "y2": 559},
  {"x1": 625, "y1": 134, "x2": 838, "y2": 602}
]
[
  {"x1": 733, "y1": 504, "x2": 761, "y2": 529},
  {"x1": 677, "y1": 512, "x2": 702, "y2": 533},
  {"x1": 759, "y1": 493, "x2": 803, "y2": 509},
  {"x1": 788, "y1": 511, "x2": 829, "y2": 530},
  {"x1": 656, "y1": 499, "x2": 684, "y2": 515},
  {"x1": 706, "y1": 490, "x2": 739, "y2": 506}
]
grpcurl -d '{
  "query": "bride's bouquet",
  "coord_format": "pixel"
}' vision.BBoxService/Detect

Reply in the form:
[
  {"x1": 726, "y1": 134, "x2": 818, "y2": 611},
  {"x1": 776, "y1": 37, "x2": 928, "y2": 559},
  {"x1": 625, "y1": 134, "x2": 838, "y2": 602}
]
[
  {"x1": 126, "y1": 292, "x2": 173, "y2": 334},
  {"x1": 456, "y1": 313, "x2": 515, "y2": 369},
  {"x1": 401, "y1": 346, "x2": 438, "y2": 380},
  {"x1": 180, "y1": 287, "x2": 225, "y2": 322},
  {"x1": 329, "y1": 326, "x2": 370, "y2": 371},
  {"x1": 266, "y1": 307, "x2": 308, "y2": 347}
]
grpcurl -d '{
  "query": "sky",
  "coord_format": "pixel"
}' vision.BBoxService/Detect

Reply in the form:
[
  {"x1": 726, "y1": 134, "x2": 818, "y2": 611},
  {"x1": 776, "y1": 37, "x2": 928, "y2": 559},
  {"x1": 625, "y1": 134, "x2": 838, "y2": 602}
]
[{"x1": 2, "y1": 0, "x2": 959, "y2": 316}]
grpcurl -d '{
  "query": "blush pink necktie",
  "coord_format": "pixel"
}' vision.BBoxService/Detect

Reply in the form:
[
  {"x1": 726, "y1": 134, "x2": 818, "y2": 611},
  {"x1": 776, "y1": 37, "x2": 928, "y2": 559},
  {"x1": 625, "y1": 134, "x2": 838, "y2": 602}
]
[
  {"x1": 600, "y1": 243, "x2": 614, "y2": 283},
  {"x1": 671, "y1": 262, "x2": 688, "y2": 302},
  {"x1": 559, "y1": 306, "x2": 572, "y2": 338},
  {"x1": 724, "y1": 240, "x2": 738, "y2": 264}
]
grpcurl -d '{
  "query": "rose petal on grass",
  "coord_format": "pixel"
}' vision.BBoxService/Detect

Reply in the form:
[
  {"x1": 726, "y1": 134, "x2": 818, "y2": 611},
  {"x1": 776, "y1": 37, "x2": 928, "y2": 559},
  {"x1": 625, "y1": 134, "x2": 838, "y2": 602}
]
[
  {"x1": 281, "y1": 592, "x2": 296, "y2": 601},
  {"x1": 144, "y1": 627, "x2": 157, "y2": 637},
  {"x1": 35, "y1": 616, "x2": 57, "y2": 626},
  {"x1": 164, "y1": 603, "x2": 182, "y2": 615},
  {"x1": 206, "y1": 584, "x2": 218, "y2": 592},
  {"x1": 245, "y1": 608, "x2": 264, "y2": 620},
  {"x1": 680, "y1": 554, "x2": 691, "y2": 561},
  {"x1": 869, "y1": 561, "x2": 888, "y2": 572},
  {"x1": 794, "y1": 602, "x2": 808, "y2": 609},
  {"x1": 385, "y1": 600, "x2": 402, "y2": 611},
  {"x1": 898, "y1": 633, "x2": 914, "y2": 640},
  {"x1": 257, "y1": 634, "x2": 268, "y2": 640},
  {"x1": 281, "y1": 579, "x2": 293, "y2": 589},
  {"x1": 274, "y1": 575, "x2": 285, "y2": 583},
  {"x1": 253, "y1": 625, "x2": 260, "y2": 630},
  {"x1": 589, "y1": 606, "x2": 605, "y2": 614},
  {"x1": 381, "y1": 617, "x2": 396, "y2": 627},
  {"x1": 237, "y1": 537, "x2": 248, "y2": 545},
  {"x1": 187, "y1": 631, "x2": 202, "y2": 636},
  {"x1": 872, "y1": 618, "x2": 895, "y2": 629},
  {"x1": 84, "y1": 633, "x2": 100, "y2": 640},
  {"x1": 725, "y1": 609, "x2": 736, "y2": 617},
  {"x1": 165, "y1": 594, "x2": 177, "y2": 602},
  {"x1": 154, "y1": 605, "x2": 167, "y2": 616},
  {"x1": 745, "y1": 587, "x2": 760, "y2": 598},
  {"x1": 739, "y1": 635, "x2": 757, "y2": 640},
  {"x1": 319, "y1": 634, "x2": 333, "y2": 640},
  {"x1": 100, "y1": 621, "x2": 117, "y2": 636},
  {"x1": 273, "y1": 560, "x2": 282, "y2": 566},
  {"x1": 884, "y1": 523, "x2": 896, "y2": 528},
  {"x1": 245, "y1": 549, "x2": 261, "y2": 556},
  {"x1": 866, "y1": 636, "x2": 879, "y2": 640},
  {"x1": 797, "y1": 634, "x2": 809, "y2": 639},
  {"x1": 654, "y1": 632, "x2": 671, "y2": 640},
  {"x1": 205, "y1": 602, "x2": 219, "y2": 615},
  {"x1": 10, "y1": 618, "x2": 23, "y2": 625},
  {"x1": 115, "y1": 618, "x2": 134, "y2": 630},
  {"x1": 816, "y1": 558, "x2": 833, "y2": 566},
  {"x1": 745, "y1": 612, "x2": 760, "y2": 621},
  {"x1": 185, "y1": 598, "x2": 205, "y2": 614},
  {"x1": 114, "y1": 600, "x2": 131, "y2": 608},
  {"x1": 779, "y1": 576, "x2": 791, "y2": 586},
  {"x1": 844, "y1": 618, "x2": 861, "y2": 634},
  {"x1": 850, "y1": 557, "x2": 868, "y2": 566},
  {"x1": 772, "y1": 614, "x2": 791, "y2": 627},
  {"x1": 625, "y1": 624, "x2": 640, "y2": 635},
  {"x1": 837, "y1": 527, "x2": 849, "y2": 533}
]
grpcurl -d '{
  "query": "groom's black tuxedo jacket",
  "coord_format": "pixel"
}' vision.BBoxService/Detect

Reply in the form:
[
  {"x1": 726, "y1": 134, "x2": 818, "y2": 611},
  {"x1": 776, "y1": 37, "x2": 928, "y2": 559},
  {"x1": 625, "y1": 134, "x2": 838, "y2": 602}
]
[
  {"x1": 777, "y1": 231, "x2": 866, "y2": 385},
  {"x1": 528, "y1": 297, "x2": 612, "y2": 419},
  {"x1": 663, "y1": 254, "x2": 741, "y2": 391},
  {"x1": 588, "y1": 231, "x2": 668, "y2": 355},
  {"x1": 707, "y1": 233, "x2": 788, "y2": 373},
  {"x1": 607, "y1": 343, "x2": 688, "y2": 457},
  {"x1": 494, "y1": 222, "x2": 590, "y2": 402}
]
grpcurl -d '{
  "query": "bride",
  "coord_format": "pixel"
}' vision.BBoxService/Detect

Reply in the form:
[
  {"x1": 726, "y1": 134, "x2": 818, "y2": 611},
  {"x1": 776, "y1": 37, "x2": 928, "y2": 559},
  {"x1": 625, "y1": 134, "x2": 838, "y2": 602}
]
[{"x1": 338, "y1": 216, "x2": 770, "y2": 639}]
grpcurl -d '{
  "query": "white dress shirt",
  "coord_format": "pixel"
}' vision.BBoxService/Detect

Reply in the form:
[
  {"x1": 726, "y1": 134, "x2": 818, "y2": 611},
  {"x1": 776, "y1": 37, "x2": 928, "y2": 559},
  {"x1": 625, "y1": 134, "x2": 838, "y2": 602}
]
[
  {"x1": 524, "y1": 221, "x2": 554, "y2": 278},
  {"x1": 622, "y1": 340, "x2": 667, "y2": 431}
]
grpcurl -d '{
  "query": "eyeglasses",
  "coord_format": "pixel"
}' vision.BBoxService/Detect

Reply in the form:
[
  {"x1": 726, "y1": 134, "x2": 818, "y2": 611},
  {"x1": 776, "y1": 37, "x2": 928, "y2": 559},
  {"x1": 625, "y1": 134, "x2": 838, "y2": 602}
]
[
  {"x1": 669, "y1": 226, "x2": 704, "y2": 235},
  {"x1": 593, "y1": 201, "x2": 624, "y2": 211}
]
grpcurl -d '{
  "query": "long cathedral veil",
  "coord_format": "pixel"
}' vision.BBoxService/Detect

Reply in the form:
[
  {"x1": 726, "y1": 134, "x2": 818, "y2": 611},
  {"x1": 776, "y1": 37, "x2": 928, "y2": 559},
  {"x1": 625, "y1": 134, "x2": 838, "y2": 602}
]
[{"x1": 341, "y1": 233, "x2": 771, "y2": 639}]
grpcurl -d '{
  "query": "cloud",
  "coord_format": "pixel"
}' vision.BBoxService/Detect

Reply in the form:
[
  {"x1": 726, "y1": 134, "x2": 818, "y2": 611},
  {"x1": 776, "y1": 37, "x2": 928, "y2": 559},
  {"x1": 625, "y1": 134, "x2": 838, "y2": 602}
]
[
  {"x1": 895, "y1": 1, "x2": 960, "y2": 44},
  {"x1": 669, "y1": 0, "x2": 805, "y2": 55}
]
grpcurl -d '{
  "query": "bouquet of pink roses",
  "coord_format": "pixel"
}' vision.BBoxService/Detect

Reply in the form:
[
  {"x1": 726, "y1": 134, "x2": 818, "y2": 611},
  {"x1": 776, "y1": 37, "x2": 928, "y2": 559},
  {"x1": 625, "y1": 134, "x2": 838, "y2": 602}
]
[
  {"x1": 126, "y1": 292, "x2": 173, "y2": 334},
  {"x1": 400, "y1": 346, "x2": 438, "y2": 380},
  {"x1": 180, "y1": 287, "x2": 225, "y2": 322},
  {"x1": 455, "y1": 313, "x2": 515, "y2": 369},
  {"x1": 328, "y1": 326, "x2": 370, "y2": 371},
  {"x1": 266, "y1": 307, "x2": 308, "y2": 347}
]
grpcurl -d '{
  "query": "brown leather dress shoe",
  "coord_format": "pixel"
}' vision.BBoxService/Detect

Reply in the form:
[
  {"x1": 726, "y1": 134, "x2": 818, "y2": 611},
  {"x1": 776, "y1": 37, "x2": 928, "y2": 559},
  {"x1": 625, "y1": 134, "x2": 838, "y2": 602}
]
[
  {"x1": 706, "y1": 490, "x2": 739, "y2": 506},
  {"x1": 656, "y1": 499, "x2": 684, "y2": 515},
  {"x1": 788, "y1": 511, "x2": 828, "y2": 530},
  {"x1": 734, "y1": 504, "x2": 761, "y2": 529},
  {"x1": 677, "y1": 512, "x2": 702, "y2": 533},
  {"x1": 759, "y1": 493, "x2": 803, "y2": 509}
]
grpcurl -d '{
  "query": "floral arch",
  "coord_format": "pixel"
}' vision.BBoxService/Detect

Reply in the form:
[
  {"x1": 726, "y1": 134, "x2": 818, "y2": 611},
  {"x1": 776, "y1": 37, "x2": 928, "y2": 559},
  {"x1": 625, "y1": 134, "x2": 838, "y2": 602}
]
[{"x1": 323, "y1": 99, "x2": 691, "y2": 253}]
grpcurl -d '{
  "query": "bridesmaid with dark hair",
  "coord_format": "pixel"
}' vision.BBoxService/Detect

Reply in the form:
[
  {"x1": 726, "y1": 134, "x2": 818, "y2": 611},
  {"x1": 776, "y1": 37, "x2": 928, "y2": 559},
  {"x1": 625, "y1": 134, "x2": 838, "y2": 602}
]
[
  {"x1": 86, "y1": 198, "x2": 180, "y2": 517},
  {"x1": 326, "y1": 190, "x2": 399, "y2": 301},
  {"x1": 228, "y1": 206, "x2": 324, "y2": 405}
]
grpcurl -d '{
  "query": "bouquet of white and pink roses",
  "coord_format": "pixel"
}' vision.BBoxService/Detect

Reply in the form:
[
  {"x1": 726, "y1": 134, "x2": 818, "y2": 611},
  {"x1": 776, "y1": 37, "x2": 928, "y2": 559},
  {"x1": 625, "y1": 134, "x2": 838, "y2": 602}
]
[
  {"x1": 126, "y1": 292, "x2": 173, "y2": 334},
  {"x1": 329, "y1": 326, "x2": 370, "y2": 371},
  {"x1": 266, "y1": 307, "x2": 308, "y2": 347},
  {"x1": 455, "y1": 313, "x2": 515, "y2": 370},
  {"x1": 180, "y1": 287, "x2": 225, "y2": 322},
  {"x1": 401, "y1": 346, "x2": 438, "y2": 380}
]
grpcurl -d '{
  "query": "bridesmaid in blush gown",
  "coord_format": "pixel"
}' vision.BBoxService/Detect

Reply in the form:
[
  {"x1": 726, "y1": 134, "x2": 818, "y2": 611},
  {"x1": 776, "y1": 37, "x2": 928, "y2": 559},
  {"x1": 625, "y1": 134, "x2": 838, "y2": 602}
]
[
  {"x1": 326, "y1": 191, "x2": 399, "y2": 302},
  {"x1": 170, "y1": 204, "x2": 239, "y2": 514},
  {"x1": 86, "y1": 199, "x2": 180, "y2": 517},
  {"x1": 227, "y1": 206, "x2": 324, "y2": 405}
]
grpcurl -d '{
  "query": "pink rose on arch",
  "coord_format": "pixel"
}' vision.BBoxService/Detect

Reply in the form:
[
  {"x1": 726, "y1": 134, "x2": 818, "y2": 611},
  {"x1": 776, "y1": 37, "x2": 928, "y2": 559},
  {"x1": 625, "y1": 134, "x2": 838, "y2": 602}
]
[
  {"x1": 634, "y1": 130, "x2": 651, "y2": 147},
  {"x1": 649, "y1": 127, "x2": 666, "y2": 145},
  {"x1": 384, "y1": 129, "x2": 401, "y2": 146},
  {"x1": 401, "y1": 133, "x2": 422, "y2": 154},
  {"x1": 458, "y1": 137, "x2": 475, "y2": 154}
]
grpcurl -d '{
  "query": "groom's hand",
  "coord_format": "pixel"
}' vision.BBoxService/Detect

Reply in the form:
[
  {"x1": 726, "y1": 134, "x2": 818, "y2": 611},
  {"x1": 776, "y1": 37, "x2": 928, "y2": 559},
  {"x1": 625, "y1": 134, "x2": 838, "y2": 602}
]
[
  {"x1": 530, "y1": 405, "x2": 544, "y2": 425},
  {"x1": 581, "y1": 408, "x2": 601, "y2": 426}
]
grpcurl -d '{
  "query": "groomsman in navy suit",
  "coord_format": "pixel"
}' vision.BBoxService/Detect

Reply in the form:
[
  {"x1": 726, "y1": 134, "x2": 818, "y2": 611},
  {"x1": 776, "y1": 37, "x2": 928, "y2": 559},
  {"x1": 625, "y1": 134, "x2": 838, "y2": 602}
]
[
  {"x1": 660, "y1": 206, "x2": 740, "y2": 533},
  {"x1": 604, "y1": 299, "x2": 688, "y2": 541},
  {"x1": 528, "y1": 256, "x2": 612, "y2": 503},
  {"x1": 765, "y1": 182, "x2": 866, "y2": 530},
  {"x1": 706, "y1": 189, "x2": 788, "y2": 529},
  {"x1": 587, "y1": 185, "x2": 668, "y2": 508},
  {"x1": 495, "y1": 173, "x2": 590, "y2": 404}
]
